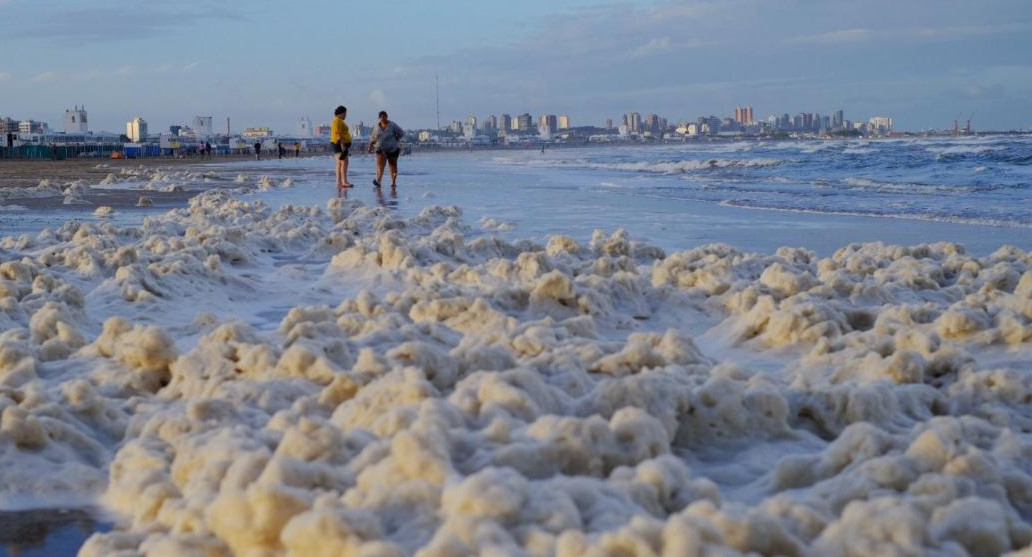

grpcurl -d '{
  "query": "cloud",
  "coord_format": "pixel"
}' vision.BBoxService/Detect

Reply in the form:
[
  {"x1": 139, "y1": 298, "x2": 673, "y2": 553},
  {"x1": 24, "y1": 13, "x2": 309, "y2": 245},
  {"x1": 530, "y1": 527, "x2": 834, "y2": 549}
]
[
  {"x1": 182, "y1": 61, "x2": 201, "y2": 72},
  {"x1": 787, "y1": 22, "x2": 1032, "y2": 45},
  {"x1": 630, "y1": 37, "x2": 673, "y2": 58},
  {"x1": 370, "y1": 89, "x2": 389, "y2": 106},
  {"x1": 30, "y1": 71, "x2": 58, "y2": 83},
  {"x1": 0, "y1": 0, "x2": 248, "y2": 45}
]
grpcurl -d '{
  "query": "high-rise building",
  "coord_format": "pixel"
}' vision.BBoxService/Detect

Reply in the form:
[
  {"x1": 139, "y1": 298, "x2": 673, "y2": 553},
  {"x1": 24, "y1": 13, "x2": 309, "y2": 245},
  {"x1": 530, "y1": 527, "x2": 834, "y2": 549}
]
[
  {"x1": 483, "y1": 115, "x2": 497, "y2": 135},
  {"x1": 605, "y1": 118, "x2": 613, "y2": 130},
  {"x1": 450, "y1": 120, "x2": 463, "y2": 134},
  {"x1": 193, "y1": 116, "x2": 213, "y2": 139},
  {"x1": 499, "y1": 114, "x2": 512, "y2": 133},
  {"x1": 538, "y1": 114, "x2": 558, "y2": 133},
  {"x1": 625, "y1": 112, "x2": 642, "y2": 133},
  {"x1": 558, "y1": 115, "x2": 570, "y2": 129},
  {"x1": 0, "y1": 117, "x2": 18, "y2": 135},
  {"x1": 466, "y1": 115, "x2": 477, "y2": 128},
  {"x1": 297, "y1": 117, "x2": 313, "y2": 138},
  {"x1": 64, "y1": 105, "x2": 88, "y2": 133},
  {"x1": 734, "y1": 106, "x2": 754, "y2": 125},
  {"x1": 644, "y1": 114, "x2": 661, "y2": 135},
  {"x1": 869, "y1": 116, "x2": 893, "y2": 134},
  {"x1": 19, "y1": 120, "x2": 48, "y2": 134},
  {"x1": 126, "y1": 117, "x2": 148, "y2": 142},
  {"x1": 169, "y1": 125, "x2": 182, "y2": 137},
  {"x1": 832, "y1": 110, "x2": 844, "y2": 129},
  {"x1": 516, "y1": 113, "x2": 533, "y2": 132}
]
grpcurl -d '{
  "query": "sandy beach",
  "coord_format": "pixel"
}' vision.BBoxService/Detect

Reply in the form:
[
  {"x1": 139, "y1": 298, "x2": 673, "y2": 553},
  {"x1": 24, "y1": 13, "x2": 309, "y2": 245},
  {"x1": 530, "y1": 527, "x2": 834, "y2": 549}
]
[{"x1": 0, "y1": 154, "x2": 309, "y2": 190}]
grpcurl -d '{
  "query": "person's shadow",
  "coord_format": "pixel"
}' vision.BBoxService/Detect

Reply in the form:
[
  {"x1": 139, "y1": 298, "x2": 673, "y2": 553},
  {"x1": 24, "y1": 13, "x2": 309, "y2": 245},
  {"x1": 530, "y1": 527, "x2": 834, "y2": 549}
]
[{"x1": 375, "y1": 186, "x2": 398, "y2": 209}]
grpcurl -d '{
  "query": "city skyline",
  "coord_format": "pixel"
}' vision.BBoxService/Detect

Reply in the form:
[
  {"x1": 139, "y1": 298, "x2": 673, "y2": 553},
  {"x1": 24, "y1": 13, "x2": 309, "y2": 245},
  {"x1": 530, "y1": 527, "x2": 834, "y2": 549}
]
[{"x1": 1, "y1": 0, "x2": 1030, "y2": 132}]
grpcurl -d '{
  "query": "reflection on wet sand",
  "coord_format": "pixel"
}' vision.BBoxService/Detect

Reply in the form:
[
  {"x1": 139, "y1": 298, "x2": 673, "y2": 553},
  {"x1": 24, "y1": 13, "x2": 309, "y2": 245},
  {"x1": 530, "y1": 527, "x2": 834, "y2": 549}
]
[
  {"x1": 0, "y1": 508, "x2": 109, "y2": 556},
  {"x1": 376, "y1": 186, "x2": 399, "y2": 209}
]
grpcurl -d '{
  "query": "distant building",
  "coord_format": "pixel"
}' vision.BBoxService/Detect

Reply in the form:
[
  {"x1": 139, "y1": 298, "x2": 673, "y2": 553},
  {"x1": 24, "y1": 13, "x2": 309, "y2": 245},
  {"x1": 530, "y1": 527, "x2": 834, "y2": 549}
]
[
  {"x1": 314, "y1": 124, "x2": 332, "y2": 137},
  {"x1": 868, "y1": 116, "x2": 892, "y2": 134},
  {"x1": 465, "y1": 115, "x2": 477, "y2": 128},
  {"x1": 242, "y1": 126, "x2": 273, "y2": 138},
  {"x1": 482, "y1": 115, "x2": 497, "y2": 136},
  {"x1": 604, "y1": 118, "x2": 613, "y2": 130},
  {"x1": 0, "y1": 117, "x2": 18, "y2": 135},
  {"x1": 463, "y1": 122, "x2": 476, "y2": 139},
  {"x1": 499, "y1": 114, "x2": 511, "y2": 134},
  {"x1": 625, "y1": 112, "x2": 642, "y2": 134},
  {"x1": 19, "y1": 120, "x2": 49, "y2": 134},
  {"x1": 64, "y1": 106, "x2": 88, "y2": 133},
  {"x1": 352, "y1": 122, "x2": 372, "y2": 139},
  {"x1": 644, "y1": 114, "x2": 665, "y2": 136},
  {"x1": 538, "y1": 114, "x2": 557, "y2": 135},
  {"x1": 169, "y1": 125, "x2": 183, "y2": 137},
  {"x1": 297, "y1": 117, "x2": 313, "y2": 138},
  {"x1": 516, "y1": 113, "x2": 533, "y2": 132},
  {"x1": 558, "y1": 115, "x2": 570, "y2": 129},
  {"x1": 126, "y1": 117, "x2": 148, "y2": 142},
  {"x1": 190, "y1": 116, "x2": 213, "y2": 139},
  {"x1": 832, "y1": 110, "x2": 844, "y2": 130}
]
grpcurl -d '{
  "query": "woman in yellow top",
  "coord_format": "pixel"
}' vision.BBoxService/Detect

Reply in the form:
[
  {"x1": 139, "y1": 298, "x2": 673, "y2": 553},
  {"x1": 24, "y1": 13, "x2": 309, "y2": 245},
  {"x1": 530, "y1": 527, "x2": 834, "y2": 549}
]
[{"x1": 331, "y1": 106, "x2": 353, "y2": 193}]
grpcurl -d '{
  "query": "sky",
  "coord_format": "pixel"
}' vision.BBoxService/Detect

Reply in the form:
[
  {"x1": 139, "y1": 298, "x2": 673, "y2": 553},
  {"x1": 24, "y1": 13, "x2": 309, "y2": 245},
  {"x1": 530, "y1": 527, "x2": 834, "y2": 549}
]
[{"x1": 1, "y1": 0, "x2": 1030, "y2": 133}]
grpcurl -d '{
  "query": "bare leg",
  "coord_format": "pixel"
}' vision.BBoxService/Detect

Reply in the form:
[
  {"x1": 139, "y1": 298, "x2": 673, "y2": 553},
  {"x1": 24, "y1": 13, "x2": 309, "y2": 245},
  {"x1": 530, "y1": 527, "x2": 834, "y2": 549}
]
[
  {"x1": 388, "y1": 158, "x2": 399, "y2": 187},
  {"x1": 336, "y1": 158, "x2": 344, "y2": 193},
  {"x1": 342, "y1": 157, "x2": 352, "y2": 186},
  {"x1": 375, "y1": 153, "x2": 386, "y2": 186}
]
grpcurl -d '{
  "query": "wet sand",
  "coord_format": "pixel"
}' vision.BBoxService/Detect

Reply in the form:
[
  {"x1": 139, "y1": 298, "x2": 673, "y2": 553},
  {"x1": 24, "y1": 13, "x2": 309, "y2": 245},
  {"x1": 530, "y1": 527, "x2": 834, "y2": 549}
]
[
  {"x1": 0, "y1": 155, "x2": 306, "y2": 189},
  {"x1": 0, "y1": 508, "x2": 110, "y2": 557}
]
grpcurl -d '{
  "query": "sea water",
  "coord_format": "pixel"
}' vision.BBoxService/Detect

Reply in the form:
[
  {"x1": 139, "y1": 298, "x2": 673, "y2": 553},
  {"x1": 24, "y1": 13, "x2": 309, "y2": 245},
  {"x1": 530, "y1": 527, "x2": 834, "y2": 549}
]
[{"x1": 6, "y1": 135, "x2": 1030, "y2": 255}]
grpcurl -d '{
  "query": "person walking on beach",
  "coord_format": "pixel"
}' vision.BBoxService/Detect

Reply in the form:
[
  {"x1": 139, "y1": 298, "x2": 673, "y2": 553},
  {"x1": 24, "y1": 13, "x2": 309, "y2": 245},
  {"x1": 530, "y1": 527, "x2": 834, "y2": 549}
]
[
  {"x1": 277, "y1": 141, "x2": 286, "y2": 159},
  {"x1": 368, "y1": 110, "x2": 404, "y2": 189},
  {"x1": 294, "y1": 142, "x2": 300, "y2": 158},
  {"x1": 331, "y1": 105, "x2": 353, "y2": 194},
  {"x1": 254, "y1": 141, "x2": 261, "y2": 160},
  {"x1": 205, "y1": 141, "x2": 212, "y2": 157}
]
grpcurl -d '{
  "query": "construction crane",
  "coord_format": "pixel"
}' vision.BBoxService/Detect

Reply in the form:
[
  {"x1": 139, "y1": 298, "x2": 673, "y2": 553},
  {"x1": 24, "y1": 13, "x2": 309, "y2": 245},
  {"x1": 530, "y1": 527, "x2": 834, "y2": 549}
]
[{"x1": 965, "y1": 113, "x2": 974, "y2": 135}]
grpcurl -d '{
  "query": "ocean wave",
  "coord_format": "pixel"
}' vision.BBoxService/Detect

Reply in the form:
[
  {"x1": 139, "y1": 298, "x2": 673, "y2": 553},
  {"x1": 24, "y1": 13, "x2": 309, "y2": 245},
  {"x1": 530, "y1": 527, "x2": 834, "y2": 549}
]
[
  {"x1": 830, "y1": 177, "x2": 999, "y2": 195},
  {"x1": 720, "y1": 198, "x2": 1032, "y2": 228},
  {"x1": 926, "y1": 144, "x2": 1005, "y2": 155},
  {"x1": 494, "y1": 156, "x2": 786, "y2": 174}
]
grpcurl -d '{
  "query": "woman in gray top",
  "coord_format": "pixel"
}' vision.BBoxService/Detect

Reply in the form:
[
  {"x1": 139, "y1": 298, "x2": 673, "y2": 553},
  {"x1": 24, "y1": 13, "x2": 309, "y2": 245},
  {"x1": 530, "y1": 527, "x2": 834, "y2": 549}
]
[{"x1": 368, "y1": 110, "x2": 405, "y2": 188}]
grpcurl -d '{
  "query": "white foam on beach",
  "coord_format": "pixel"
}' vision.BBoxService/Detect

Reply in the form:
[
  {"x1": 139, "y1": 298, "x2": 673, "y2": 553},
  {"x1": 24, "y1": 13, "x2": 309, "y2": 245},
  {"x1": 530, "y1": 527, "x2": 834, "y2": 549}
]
[{"x1": 2, "y1": 189, "x2": 1032, "y2": 556}]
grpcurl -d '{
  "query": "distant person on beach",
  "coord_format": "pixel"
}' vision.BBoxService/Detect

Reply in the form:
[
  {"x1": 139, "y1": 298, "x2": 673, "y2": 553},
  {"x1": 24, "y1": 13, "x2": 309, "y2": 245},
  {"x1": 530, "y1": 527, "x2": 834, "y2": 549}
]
[
  {"x1": 277, "y1": 141, "x2": 286, "y2": 159},
  {"x1": 331, "y1": 105, "x2": 353, "y2": 194},
  {"x1": 368, "y1": 110, "x2": 404, "y2": 189},
  {"x1": 205, "y1": 141, "x2": 212, "y2": 157},
  {"x1": 294, "y1": 142, "x2": 300, "y2": 157},
  {"x1": 254, "y1": 141, "x2": 261, "y2": 160}
]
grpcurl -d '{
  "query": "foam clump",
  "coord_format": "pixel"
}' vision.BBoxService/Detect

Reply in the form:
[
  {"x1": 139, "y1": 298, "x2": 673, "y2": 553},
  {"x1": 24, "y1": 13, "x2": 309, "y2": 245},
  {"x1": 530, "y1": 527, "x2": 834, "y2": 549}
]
[{"x1": 3, "y1": 190, "x2": 1032, "y2": 555}]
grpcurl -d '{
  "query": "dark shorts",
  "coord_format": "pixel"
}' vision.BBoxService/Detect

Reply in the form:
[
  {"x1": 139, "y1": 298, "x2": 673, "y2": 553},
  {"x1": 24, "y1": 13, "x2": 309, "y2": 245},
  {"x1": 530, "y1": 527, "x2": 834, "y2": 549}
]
[
  {"x1": 332, "y1": 141, "x2": 350, "y2": 160},
  {"x1": 377, "y1": 148, "x2": 400, "y2": 164}
]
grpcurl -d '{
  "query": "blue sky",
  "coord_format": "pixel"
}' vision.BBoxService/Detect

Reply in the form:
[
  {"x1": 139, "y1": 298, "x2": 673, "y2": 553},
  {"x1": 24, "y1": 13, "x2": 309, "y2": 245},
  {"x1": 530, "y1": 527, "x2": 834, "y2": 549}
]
[{"x1": 1, "y1": 0, "x2": 1030, "y2": 133}]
